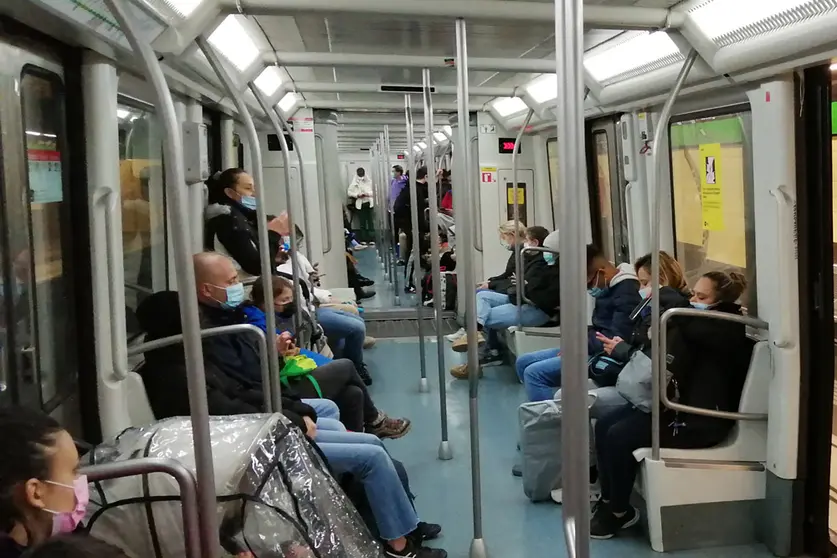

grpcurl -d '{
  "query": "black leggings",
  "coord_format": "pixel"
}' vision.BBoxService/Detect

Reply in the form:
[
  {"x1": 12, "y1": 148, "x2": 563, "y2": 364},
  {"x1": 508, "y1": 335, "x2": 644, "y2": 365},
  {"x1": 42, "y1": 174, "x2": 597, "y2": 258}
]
[
  {"x1": 290, "y1": 358, "x2": 379, "y2": 431},
  {"x1": 595, "y1": 406, "x2": 728, "y2": 513}
]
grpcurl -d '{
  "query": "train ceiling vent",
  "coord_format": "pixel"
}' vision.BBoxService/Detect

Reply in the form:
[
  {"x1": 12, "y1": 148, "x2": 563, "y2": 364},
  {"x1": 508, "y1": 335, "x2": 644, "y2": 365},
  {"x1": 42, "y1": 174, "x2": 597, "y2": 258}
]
[{"x1": 379, "y1": 85, "x2": 434, "y2": 94}]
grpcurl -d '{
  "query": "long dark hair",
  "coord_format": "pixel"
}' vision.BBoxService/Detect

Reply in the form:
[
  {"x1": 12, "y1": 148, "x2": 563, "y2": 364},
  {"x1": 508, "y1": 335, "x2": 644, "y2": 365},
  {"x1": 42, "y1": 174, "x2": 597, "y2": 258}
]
[{"x1": 206, "y1": 168, "x2": 246, "y2": 205}]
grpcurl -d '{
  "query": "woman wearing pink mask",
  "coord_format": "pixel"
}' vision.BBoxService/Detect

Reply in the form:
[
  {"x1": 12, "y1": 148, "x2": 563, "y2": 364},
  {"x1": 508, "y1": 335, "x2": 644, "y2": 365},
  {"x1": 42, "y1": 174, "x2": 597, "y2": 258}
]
[{"x1": 0, "y1": 407, "x2": 87, "y2": 557}]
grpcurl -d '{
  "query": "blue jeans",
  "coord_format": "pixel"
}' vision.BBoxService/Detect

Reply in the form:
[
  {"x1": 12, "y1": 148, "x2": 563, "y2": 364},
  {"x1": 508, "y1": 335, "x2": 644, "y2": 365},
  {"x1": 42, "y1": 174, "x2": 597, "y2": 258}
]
[
  {"x1": 314, "y1": 430, "x2": 418, "y2": 540},
  {"x1": 516, "y1": 348, "x2": 562, "y2": 402},
  {"x1": 302, "y1": 398, "x2": 340, "y2": 420},
  {"x1": 476, "y1": 290, "x2": 550, "y2": 348},
  {"x1": 317, "y1": 307, "x2": 366, "y2": 369}
]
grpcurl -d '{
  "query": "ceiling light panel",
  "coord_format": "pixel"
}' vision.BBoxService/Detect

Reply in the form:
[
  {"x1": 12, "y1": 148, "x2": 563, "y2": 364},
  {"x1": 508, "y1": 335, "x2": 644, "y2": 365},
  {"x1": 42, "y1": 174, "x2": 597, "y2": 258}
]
[
  {"x1": 492, "y1": 96, "x2": 528, "y2": 117},
  {"x1": 254, "y1": 66, "x2": 284, "y2": 97},
  {"x1": 688, "y1": 0, "x2": 836, "y2": 48},
  {"x1": 158, "y1": 0, "x2": 202, "y2": 17},
  {"x1": 208, "y1": 16, "x2": 260, "y2": 71},
  {"x1": 526, "y1": 73, "x2": 558, "y2": 104},
  {"x1": 277, "y1": 92, "x2": 298, "y2": 113},
  {"x1": 433, "y1": 132, "x2": 447, "y2": 143},
  {"x1": 417, "y1": 141, "x2": 427, "y2": 149},
  {"x1": 584, "y1": 31, "x2": 682, "y2": 85}
]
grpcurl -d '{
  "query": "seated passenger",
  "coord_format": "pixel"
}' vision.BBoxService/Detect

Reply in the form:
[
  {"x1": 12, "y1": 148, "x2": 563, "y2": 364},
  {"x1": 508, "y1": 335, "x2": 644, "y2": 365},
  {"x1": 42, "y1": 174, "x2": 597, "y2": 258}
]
[
  {"x1": 516, "y1": 245, "x2": 641, "y2": 402},
  {"x1": 447, "y1": 220, "x2": 527, "y2": 343},
  {"x1": 589, "y1": 269, "x2": 751, "y2": 539},
  {"x1": 204, "y1": 168, "x2": 283, "y2": 278},
  {"x1": 20, "y1": 535, "x2": 131, "y2": 558},
  {"x1": 193, "y1": 252, "x2": 409, "y2": 438},
  {"x1": 450, "y1": 227, "x2": 559, "y2": 379}
]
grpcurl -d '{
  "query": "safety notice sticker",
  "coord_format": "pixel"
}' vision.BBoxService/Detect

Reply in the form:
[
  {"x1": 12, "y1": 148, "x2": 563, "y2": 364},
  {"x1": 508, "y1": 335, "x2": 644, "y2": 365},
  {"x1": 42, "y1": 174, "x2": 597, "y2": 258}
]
[{"x1": 699, "y1": 143, "x2": 723, "y2": 231}]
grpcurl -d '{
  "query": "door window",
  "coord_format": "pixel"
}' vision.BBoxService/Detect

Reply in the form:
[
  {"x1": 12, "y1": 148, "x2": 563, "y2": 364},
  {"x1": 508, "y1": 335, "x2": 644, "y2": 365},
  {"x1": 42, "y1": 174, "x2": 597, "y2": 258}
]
[
  {"x1": 592, "y1": 131, "x2": 616, "y2": 262},
  {"x1": 20, "y1": 68, "x2": 76, "y2": 407}
]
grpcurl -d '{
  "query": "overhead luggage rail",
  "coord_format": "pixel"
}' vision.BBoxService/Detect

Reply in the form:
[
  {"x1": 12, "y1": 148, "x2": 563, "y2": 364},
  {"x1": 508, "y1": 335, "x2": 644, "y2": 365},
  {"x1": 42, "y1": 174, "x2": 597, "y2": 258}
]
[
  {"x1": 102, "y1": 1, "x2": 220, "y2": 555},
  {"x1": 82, "y1": 457, "x2": 201, "y2": 558}
]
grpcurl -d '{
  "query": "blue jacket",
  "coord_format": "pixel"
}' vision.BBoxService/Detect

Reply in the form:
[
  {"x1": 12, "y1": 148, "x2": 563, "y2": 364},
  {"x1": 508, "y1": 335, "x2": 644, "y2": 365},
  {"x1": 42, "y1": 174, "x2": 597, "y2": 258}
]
[
  {"x1": 241, "y1": 304, "x2": 332, "y2": 367},
  {"x1": 587, "y1": 262, "x2": 642, "y2": 354}
]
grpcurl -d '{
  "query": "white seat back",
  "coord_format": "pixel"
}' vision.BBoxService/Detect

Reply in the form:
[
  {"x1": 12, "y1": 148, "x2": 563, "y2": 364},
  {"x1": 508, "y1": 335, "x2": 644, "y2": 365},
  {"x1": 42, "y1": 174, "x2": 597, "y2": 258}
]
[
  {"x1": 124, "y1": 370, "x2": 156, "y2": 427},
  {"x1": 738, "y1": 340, "x2": 771, "y2": 414}
]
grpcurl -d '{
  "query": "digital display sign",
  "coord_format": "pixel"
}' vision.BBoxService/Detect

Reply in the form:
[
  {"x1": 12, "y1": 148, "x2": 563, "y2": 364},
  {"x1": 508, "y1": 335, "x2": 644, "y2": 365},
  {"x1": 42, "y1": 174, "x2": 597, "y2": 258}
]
[
  {"x1": 397, "y1": 154, "x2": 405, "y2": 160},
  {"x1": 498, "y1": 138, "x2": 520, "y2": 154}
]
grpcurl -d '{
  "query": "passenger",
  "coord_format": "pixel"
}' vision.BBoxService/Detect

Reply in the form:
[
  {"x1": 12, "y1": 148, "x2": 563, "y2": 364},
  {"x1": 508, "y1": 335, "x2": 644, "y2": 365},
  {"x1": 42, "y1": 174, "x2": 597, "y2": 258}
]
[
  {"x1": 447, "y1": 220, "x2": 529, "y2": 343},
  {"x1": 20, "y1": 535, "x2": 130, "y2": 558},
  {"x1": 589, "y1": 268, "x2": 750, "y2": 539},
  {"x1": 193, "y1": 252, "x2": 409, "y2": 437},
  {"x1": 516, "y1": 245, "x2": 641, "y2": 402},
  {"x1": 389, "y1": 165, "x2": 408, "y2": 213},
  {"x1": 393, "y1": 166, "x2": 430, "y2": 275},
  {"x1": 204, "y1": 168, "x2": 284, "y2": 277},
  {"x1": 347, "y1": 168, "x2": 375, "y2": 244},
  {"x1": 449, "y1": 227, "x2": 559, "y2": 379}
]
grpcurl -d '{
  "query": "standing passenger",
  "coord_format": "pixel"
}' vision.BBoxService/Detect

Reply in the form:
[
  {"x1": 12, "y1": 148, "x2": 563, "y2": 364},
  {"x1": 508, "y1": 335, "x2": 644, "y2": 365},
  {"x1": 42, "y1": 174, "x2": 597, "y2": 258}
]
[{"x1": 347, "y1": 168, "x2": 375, "y2": 244}]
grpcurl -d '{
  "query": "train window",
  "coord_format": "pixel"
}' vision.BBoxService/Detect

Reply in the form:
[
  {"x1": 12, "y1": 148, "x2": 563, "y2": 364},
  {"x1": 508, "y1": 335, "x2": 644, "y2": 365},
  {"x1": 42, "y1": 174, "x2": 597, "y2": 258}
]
[
  {"x1": 592, "y1": 131, "x2": 616, "y2": 262},
  {"x1": 19, "y1": 68, "x2": 76, "y2": 406},
  {"x1": 117, "y1": 101, "x2": 168, "y2": 338},
  {"x1": 669, "y1": 111, "x2": 757, "y2": 312}
]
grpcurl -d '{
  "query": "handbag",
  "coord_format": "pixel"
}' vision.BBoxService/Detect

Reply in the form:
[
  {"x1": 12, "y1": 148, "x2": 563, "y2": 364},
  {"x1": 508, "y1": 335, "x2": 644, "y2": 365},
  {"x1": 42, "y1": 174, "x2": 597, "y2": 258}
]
[
  {"x1": 281, "y1": 352, "x2": 323, "y2": 397},
  {"x1": 615, "y1": 350, "x2": 653, "y2": 412},
  {"x1": 587, "y1": 353, "x2": 623, "y2": 387}
]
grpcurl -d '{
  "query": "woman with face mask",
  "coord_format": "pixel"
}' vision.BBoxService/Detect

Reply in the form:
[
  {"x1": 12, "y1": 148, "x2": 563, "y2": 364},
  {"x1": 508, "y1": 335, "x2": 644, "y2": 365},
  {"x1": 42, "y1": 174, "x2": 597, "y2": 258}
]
[{"x1": 0, "y1": 407, "x2": 88, "y2": 557}]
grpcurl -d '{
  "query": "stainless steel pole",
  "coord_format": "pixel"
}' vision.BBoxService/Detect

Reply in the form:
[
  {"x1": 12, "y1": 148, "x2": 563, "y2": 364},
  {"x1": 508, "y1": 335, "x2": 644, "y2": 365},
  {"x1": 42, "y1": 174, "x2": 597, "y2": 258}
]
[
  {"x1": 103, "y1": 2, "x2": 219, "y2": 555},
  {"x1": 555, "y1": 0, "x2": 590, "y2": 554},
  {"x1": 246, "y1": 86, "x2": 303, "y2": 339},
  {"x1": 649, "y1": 49, "x2": 698, "y2": 461},
  {"x1": 455, "y1": 18, "x2": 486, "y2": 558},
  {"x1": 196, "y1": 51, "x2": 282, "y2": 412},
  {"x1": 385, "y1": 125, "x2": 401, "y2": 306},
  {"x1": 512, "y1": 109, "x2": 534, "y2": 327},
  {"x1": 405, "y1": 94, "x2": 430, "y2": 393},
  {"x1": 423, "y1": 68, "x2": 452, "y2": 460}
]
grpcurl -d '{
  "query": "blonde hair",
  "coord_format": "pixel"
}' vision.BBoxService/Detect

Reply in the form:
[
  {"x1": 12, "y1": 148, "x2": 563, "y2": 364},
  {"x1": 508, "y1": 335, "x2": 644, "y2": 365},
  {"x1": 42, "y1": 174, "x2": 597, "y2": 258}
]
[
  {"x1": 634, "y1": 251, "x2": 687, "y2": 290},
  {"x1": 498, "y1": 220, "x2": 527, "y2": 239}
]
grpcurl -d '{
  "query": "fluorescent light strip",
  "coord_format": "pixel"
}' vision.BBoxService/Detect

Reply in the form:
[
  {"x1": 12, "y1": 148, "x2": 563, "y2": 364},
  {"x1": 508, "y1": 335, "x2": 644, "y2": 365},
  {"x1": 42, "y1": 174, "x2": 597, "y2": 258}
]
[
  {"x1": 689, "y1": 0, "x2": 823, "y2": 45},
  {"x1": 433, "y1": 132, "x2": 447, "y2": 143},
  {"x1": 277, "y1": 92, "x2": 298, "y2": 113},
  {"x1": 208, "y1": 16, "x2": 260, "y2": 71},
  {"x1": 159, "y1": 0, "x2": 202, "y2": 17},
  {"x1": 254, "y1": 66, "x2": 284, "y2": 97},
  {"x1": 584, "y1": 31, "x2": 681, "y2": 84},
  {"x1": 417, "y1": 141, "x2": 427, "y2": 149},
  {"x1": 492, "y1": 96, "x2": 528, "y2": 117},
  {"x1": 525, "y1": 73, "x2": 558, "y2": 104}
]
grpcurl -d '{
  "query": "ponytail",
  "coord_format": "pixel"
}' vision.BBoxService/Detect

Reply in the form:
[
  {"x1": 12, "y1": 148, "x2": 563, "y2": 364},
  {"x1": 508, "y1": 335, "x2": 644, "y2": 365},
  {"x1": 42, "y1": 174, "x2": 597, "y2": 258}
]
[{"x1": 703, "y1": 270, "x2": 747, "y2": 303}]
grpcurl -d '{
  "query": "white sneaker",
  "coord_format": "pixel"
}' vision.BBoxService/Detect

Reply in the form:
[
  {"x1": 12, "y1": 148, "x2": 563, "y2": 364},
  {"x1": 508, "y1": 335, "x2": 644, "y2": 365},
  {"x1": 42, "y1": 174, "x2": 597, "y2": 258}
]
[
  {"x1": 445, "y1": 327, "x2": 466, "y2": 342},
  {"x1": 550, "y1": 482, "x2": 601, "y2": 505}
]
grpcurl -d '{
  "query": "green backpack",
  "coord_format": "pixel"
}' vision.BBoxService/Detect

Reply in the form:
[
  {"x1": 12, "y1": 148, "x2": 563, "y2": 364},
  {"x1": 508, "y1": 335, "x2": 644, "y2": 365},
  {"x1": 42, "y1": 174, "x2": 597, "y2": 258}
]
[{"x1": 280, "y1": 354, "x2": 323, "y2": 397}]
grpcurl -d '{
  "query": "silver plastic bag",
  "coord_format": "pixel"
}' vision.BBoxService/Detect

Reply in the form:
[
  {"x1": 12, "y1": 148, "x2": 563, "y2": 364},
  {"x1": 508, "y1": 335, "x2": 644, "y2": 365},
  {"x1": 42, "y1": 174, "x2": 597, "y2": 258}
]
[
  {"x1": 615, "y1": 350, "x2": 653, "y2": 412},
  {"x1": 85, "y1": 414, "x2": 383, "y2": 558}
]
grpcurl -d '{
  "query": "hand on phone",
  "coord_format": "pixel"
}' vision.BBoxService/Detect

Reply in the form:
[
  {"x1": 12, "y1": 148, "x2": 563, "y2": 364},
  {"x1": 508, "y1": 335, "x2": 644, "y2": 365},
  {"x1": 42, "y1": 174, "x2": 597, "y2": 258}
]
[{"x1": 595, "y1": 332, "x2": 623, "y2": 355}]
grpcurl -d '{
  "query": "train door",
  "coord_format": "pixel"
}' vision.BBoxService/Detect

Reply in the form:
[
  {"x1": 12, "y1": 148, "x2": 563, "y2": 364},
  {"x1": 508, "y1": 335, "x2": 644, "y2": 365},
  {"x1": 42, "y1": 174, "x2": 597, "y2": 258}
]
[
  {"x1": 0, "y1": 34, "x2": 82, "y2": 432},
  {"x1": 588, "y1": 117, "x2": 629, "y2": 263}
]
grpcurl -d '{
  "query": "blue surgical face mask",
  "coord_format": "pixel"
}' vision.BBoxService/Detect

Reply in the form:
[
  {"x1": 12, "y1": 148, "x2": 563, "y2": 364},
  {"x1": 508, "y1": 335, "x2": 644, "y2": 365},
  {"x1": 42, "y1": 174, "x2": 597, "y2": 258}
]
[
  {"x1": 221, "y1": 282, "x2": 245, "y2": 309},
  {"x1": 543, "y1": 252, "x2": 555, "y2": 265},
  {"x1": 690, "y1": 301, "x2": 711, "y2": 310},
  {"x1": 589, "y1": 287, "x2": 607, "y2": 298},
  {"x1": 240, "y1": 195, "x2": 257, "y2": 210},
  {"x1": 639, "y1": 287, "x2": 651, "y2": 300}
]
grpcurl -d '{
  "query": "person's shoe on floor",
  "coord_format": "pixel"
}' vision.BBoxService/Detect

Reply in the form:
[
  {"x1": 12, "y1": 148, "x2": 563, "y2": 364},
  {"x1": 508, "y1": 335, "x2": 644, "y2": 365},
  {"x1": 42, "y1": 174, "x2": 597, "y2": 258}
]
[
  {"x1": 367, "y1": 412, "x2": 411, "y2": 439},
  {"x1": 408, "y1": 521, "x2": 442, "y2": 545},
  {"x1": 511, "y1": 463, "x2": 522, "y2": 477},
  {"x1": 384, "y1": 538, "x2": 447, "y2": 558},
  {"x1": 589, "y1": 504, "x2": 639, "y2": 539},
  {"x1": 479, "y1": 348, "x2": 503, "y2": 365},
  {"x1": 357, "y1": 363, "x2": 373, "y2": 386},
  {"x1": 445, "y1": 328, "x2": 466, "y2": 342},
  {"x1": 449, "y1": 363, "x2": 483, "y2": 380},
  {"x1": 451, "y1": 331, "x2": 485, "y2": 353},
  {"x1": 363, "y1": 336, "x2": 377, "y2": 349}
]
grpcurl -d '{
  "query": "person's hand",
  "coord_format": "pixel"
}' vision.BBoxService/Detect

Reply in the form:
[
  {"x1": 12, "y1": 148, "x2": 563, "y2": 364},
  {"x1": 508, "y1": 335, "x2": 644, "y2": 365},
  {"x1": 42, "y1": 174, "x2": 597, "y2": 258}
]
[
  {"x1": 595, "y1": 332, "x2": 623, "y2": 355},
  {"x1": 509, "y1": 273, "x2": 517, "y2": 286},
  {"x1": 267, "y1": 216, "x2": 284, "y2": 234},
  {"x1": 303, "y1": 416, "x2": 317, "y2": 439},
  {"x1": 476, "y1": 281, "x2": 488, "y2": 290},
  {"x1": 277, "y1": 331, "x2": 295, "y2": 354}
]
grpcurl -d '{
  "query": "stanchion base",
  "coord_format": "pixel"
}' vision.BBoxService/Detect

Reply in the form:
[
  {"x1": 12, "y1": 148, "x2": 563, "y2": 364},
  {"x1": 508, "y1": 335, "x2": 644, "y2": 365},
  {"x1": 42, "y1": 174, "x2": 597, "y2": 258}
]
[
  {"x1": 419, "y1": 377, "x2": 430, "y2": 393},
  {"x1": 394, "y1": 296, "x2": 401, "y2": 306},
  {"x1": 437, "y1": 440, "x2": 452, "y2": 460},
  {"x1": 469, "y1": 538, "x2": 488, "y2": 558}
]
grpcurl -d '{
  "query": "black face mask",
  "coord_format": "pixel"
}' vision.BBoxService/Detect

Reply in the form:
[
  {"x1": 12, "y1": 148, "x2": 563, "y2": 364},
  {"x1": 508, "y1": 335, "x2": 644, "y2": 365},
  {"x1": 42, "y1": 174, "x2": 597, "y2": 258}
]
[{"x1": 277, "y1": 301, "x2": 297, "y2": 318}]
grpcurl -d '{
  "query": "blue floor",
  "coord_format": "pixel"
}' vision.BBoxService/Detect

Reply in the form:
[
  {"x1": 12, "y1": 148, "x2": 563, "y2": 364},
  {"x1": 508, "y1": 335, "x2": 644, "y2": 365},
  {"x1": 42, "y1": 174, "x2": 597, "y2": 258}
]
[
  {"x1": 352, "y1": 244, "x2": 417, "y2": 310},
  {"x1": 356, "y1": 248, "x2": 774, "y2": 557}
]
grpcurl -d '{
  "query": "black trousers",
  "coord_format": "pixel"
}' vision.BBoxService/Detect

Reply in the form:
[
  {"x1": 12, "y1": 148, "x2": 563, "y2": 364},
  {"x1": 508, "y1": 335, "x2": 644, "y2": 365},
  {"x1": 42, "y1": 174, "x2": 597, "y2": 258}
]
[
  {"x1": 595, "y1": 406, "x2": 728, "y2": 513},
  {"x1": 289, "y1": 358, "x2": 378, "y2": 432}
]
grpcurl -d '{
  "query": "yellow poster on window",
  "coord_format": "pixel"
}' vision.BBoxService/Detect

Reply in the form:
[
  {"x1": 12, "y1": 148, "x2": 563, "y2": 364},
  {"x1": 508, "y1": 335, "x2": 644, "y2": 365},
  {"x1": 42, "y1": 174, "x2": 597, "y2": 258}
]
[{"x1": 699, "y1": 142, "x2": 724, "y2": 231}]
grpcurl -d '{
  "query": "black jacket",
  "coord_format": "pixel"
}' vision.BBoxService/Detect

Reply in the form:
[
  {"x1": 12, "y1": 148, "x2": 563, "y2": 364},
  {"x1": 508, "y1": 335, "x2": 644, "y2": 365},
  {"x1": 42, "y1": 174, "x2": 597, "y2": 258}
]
[
  {"x1": 205, "y1": 200, "x2": 282, "y2": 276},
  {"x1": 135, "y1": 291, "x2": 316, "y2": 430},
  {"x1": 393, "y1": 181, "x2": 430, "y2": 228},
  {"x1": 665, "y1": 302, "x2": 753, "y2": 435},
  {"x1": 612, "y1": 286, "x2": 692, "y2": 361},
  {"x1": 512, "y1": 255, "x2": 561, "y2": 315},
  {"x1": 488, "y1": 248, "x2": 518, "y2": 292},
  {"x1": 587, "y1": 264, "x2": 642, "y2": 354}
]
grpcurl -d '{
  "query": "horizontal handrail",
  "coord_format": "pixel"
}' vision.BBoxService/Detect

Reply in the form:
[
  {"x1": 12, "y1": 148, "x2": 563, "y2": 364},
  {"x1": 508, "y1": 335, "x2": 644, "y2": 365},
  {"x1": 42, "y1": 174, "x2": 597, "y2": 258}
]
[
  {"x1": 657, "y1": 307, "x2": 769, "y2": 422},
  {"x1": 129, "y1": 324, "x2": 275, "y2": 413},
  {"x1": 82, "y1": 457, "x2": 201, "y2": 558},
  {"x1": 242, "y1": 276, "x2": 260, "y2": 286},
  {"x1": 521, "y1": 246, "x2": 559, "y2": 256},
  {"x1": 125, "y1": 282, "x2": 154, "y2": 295}
]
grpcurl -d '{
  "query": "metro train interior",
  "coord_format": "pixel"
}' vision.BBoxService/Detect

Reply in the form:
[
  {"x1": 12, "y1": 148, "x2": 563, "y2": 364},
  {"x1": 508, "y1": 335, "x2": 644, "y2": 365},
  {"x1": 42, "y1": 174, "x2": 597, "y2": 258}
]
[{"x1": 1, "y1": 0, "x2": 837, "y2": 557}]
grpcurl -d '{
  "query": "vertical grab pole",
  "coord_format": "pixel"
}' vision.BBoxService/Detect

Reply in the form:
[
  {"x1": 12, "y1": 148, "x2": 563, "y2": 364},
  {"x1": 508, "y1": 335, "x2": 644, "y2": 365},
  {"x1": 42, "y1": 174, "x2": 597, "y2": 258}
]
[
  {"x1": 197, "y1": 49, "x2": 283, "y2": 411},
  {"x1": 385, "y1": 125, "x2": 401, "y2": 305},
  {"x1": 246, "y1": 86, "x2": 303, "y2": 338},
  {"x1": 555, "y1": 0, "x2": 590, "y2": 554},
  {"x1": 103, "y1": 2, "x2": 219, "y2": 556},
  {"x1": 649, "y1": 50, "x2": 698, "y2": 461},
  {"x1": 405, "y1": 95, "x2": 430, "y2": 393},
  {"x1": 512, "y1": 109, "x2": 534, "y2": 327},
  {"x1": 454, "y1": 18, "x2": 486, "y2": 558},
  {"x1": 423, "y1": 68, "x2": 452, "y2": 460}
]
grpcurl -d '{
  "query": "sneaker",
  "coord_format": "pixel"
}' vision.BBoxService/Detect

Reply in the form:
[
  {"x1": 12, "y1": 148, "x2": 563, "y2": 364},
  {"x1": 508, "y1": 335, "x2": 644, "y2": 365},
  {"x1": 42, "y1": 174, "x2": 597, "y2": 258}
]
[
  {"x1": 385, "y1": 540, "x2": 447, "y2": 558},
  {"x1": 363, "y1": 336, "x2": 377, "y2": 349},
  {"x1": 357, "y1": 364, "x2": 373, "y2": 386},
  {"x1": 550, "y1": 483, "x2": 600, "y2": 505},
  {"x1": 511, "y1": 463, "x2": 522, "y2": 477},
  {"x1": 590, "y1": 505, "x2": 640, "y2": 540},
  {"x1": 451, "y1": 331, "x2": 485, "y2": 353},
  {"x1": 479, "y1": 349, "x2": 503, "y2": 365},
  {"x1": 367, "y1": 414, "x2": 411, "y2": 439},
  {"x1": 445, "y1": 328, "x2": 466, "y2": 342},
  {"x1": 409, "y1": 521, "x2": 442, "y2": 542},
  {"x1": 449, "y1": 363, "x2": 483, "y2": 380}
]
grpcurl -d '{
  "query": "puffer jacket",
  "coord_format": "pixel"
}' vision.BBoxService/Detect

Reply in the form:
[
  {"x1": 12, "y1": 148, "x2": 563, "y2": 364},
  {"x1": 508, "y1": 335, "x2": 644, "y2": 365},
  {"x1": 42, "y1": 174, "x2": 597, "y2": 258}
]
[
  {"x1": 587, "y1": 263, "x2": 642, "y2": 354},
  {"x1": 204, "y1": 200, "x2": 281, "y2": 277}
]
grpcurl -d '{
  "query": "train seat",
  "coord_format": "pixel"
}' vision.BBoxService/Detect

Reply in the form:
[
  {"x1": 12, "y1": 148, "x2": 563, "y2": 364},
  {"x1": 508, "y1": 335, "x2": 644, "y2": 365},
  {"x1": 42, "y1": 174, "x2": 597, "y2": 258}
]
[
  {"x1": 632, "y1": 339, "x2": 771, "y2": 552},
  {"x1": 505, "y1": 295, "x2": 594, "y2": 357},
  {"x1": 123, "y1": 370, "x2": 156, "y2": 426}
]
